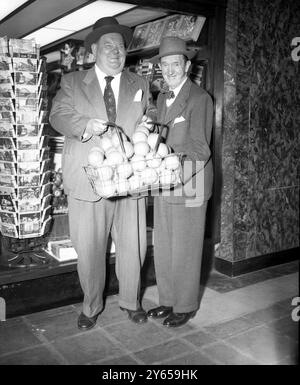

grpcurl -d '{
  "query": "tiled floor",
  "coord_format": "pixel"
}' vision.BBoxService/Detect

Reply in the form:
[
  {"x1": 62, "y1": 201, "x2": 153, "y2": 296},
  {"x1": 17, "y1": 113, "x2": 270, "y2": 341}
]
[{"x1": 0, "y1": 261, "x2": 298, "y2": 365}]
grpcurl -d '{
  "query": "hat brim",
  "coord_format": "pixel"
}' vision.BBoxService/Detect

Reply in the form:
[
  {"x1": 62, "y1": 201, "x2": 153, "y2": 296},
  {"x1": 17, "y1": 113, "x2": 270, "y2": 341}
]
[
  {"x1": 84, "y1": 24, "x2": 133, "y2": 53},
  {"x1": 150, "y1": 49, "x2": 197, "y2": 64}
]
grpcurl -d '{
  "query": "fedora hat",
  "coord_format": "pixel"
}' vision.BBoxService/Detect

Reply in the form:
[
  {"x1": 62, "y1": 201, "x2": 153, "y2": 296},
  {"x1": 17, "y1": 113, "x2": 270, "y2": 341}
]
[
  {"x1": 150, "y1": 36, "x2": 197, "y2": 63},
  {"x1": 84, "y1": 17, "x2": 133, "y2": 53}
]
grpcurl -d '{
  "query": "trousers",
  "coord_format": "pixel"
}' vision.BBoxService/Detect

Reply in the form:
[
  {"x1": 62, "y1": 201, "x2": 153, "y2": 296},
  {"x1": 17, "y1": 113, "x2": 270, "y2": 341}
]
[{"x1": 68, "y1": 196, "x2": 147, "y2": 317}]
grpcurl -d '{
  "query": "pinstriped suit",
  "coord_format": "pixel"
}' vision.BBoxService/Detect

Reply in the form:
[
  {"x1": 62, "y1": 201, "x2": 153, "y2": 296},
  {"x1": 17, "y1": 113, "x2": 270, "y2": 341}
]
[
  {"x1": 50, "y1": 67, "x2": 153, "y2": 317},
  {"x1": 154, "y1": 78, "x2": 213, "y2": 313}
]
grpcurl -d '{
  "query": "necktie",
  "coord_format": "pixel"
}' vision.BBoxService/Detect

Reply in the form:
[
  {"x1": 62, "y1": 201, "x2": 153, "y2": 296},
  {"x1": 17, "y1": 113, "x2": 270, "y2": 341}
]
[
  {"x1": 166, "y1": 90, "x2": 175, "y2": 99},
  {"x1": 104, "y1": 76, "x2": 116, "y2": 123}
]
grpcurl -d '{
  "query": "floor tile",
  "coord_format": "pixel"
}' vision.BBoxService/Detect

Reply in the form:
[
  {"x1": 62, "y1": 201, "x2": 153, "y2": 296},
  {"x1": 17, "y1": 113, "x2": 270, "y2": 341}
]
[
  {"x1": 0, "y1": 345, "x2": 62, "y2": 365},
  {"x1": 202, "y1": 341, "x2": 259, "y2": 365},
  {"x1": 241, "y1": 302, "x2": 291, "y2": 325},
  {"x1": 90, "y1": 354, "x2": 140, "y2": 365},
  {"x1": 104, "y1": 320, "x2": 172, "y2": 352},
  {"x1": 0, "y1": 320, "x2": 41, "y2": 356},
  {"x1": 226, "y1": 325, "x2": 298, "y2": 365},
  {"x1": 203, "y1": 316, "x2": 258, "y2": 339},
  {"x1": 265, "y1": 316, "x2": 299, "y2": 341},
  {"x1": 162, "y1": 351, "x2": 216, "y2": 365},
  {"x1": 182, "y1": 330, "x2": 219, "y2": 347},
  {"x1": 24, "y1": 304, "x2": 75, "y2": 323},
  {"x1": 28, "y1": 310, "x2": 83, "y2": 342},
  {"x1": 133, "y1": 339, "x2": 192, "y2": 365},
  {"x1": 52, "y1": 329, "x2": 126, "y2": 365}
]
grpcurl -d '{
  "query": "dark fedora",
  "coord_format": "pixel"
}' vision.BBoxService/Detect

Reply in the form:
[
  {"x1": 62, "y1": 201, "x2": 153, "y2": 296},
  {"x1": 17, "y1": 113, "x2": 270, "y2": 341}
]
[
  {"x1": 84, "y1": 17, "x2": 133, "y2": 53},
  {"x1": 150, "y1": 36, "x2": 197, "y2": 63}
]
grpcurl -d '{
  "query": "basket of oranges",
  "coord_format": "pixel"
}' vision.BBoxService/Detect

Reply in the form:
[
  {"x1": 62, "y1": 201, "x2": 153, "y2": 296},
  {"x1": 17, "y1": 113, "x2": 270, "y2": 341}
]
[{"x1": 83, "y1": 120, "x2": 183, "y2": 198}]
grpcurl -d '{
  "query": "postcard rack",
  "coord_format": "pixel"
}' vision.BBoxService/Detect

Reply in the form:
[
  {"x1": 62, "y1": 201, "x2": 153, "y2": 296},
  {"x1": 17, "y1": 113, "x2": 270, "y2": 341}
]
[{"x1": 0, "y1": 36, "x2": 52, "y2": 247}]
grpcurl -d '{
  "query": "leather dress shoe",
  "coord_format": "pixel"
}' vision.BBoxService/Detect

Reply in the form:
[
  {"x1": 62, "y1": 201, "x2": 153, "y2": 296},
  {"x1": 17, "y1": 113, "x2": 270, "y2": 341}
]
[
  {"x1": 77, "y1": 312, "x2": 98, "y2": 330},
  {"x1": 163, "y1": 311, "x2": 196, "y2": 328},
  {"x1": 120, "y1": 307, "x2": 148, "y2": 324},
  {"x1": 147, "y1": 306, "x2": 173, "y2": 319}
]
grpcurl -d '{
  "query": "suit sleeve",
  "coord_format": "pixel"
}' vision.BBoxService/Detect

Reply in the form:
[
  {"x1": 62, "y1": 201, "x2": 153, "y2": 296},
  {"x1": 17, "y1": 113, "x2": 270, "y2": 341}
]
[
  {"x1": 182, "y1": 90, "x2": 213, "y2": 162},
  {"x1": 172, "y1": 90, "x2": 213, "y2": 184},
  {"x1": 49, "y1": 74, "x2": 90, "y2": 140}
]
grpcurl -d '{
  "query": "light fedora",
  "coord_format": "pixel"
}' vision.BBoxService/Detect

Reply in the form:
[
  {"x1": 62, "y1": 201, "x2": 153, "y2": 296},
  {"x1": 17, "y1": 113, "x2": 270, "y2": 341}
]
[
  {"x1": 150, "y1": 36, "x2": 197, "y2": 63},
  {"x1": 84, "y1": 17, "x2": 133, "y2": 53}
]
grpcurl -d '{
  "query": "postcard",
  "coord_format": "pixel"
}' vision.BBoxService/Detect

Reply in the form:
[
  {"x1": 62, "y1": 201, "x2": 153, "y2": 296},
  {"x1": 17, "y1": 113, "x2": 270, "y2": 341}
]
[
  {"x1": 0, "y1": 123, "x2": 15, "y2": 138},
  {"x1": 41, "y1": 205, "x2": 52, "y2": 223},
  {"x1": 16, "y1": 124, "x2": 40, "y2": 137},
  {"x1": 144, "y1": 19, "x2": 166, "y2": 49},
  {"x1": 9, "y1": 38, "x2": 38, "y2": 58},
  {"x1": 18, "y1": 173, "x2": 40, "y2": 188},
  {"x1": 41, "y1": 216, "x2": 52, "y2": 236},
  {"x1": 17, "y1": 149, "x2": 40, "y2": 162},
  {"x1": 18, "y1": 186, "x2": 41, "y2": 201},
  {"x1": 0, "y1": 83, "x2": 14, "y2": 98},
  {"x1": 12, "y1": 57, "x2": 39, "y2": 72},
  {"x1": 161, "y1": 14, "x2": 183, "y2": 39},
  {"x1": 0, "y1": 223, "x2": 18, "y2": 238},
  {"x1": 0, "y1": 55, "x2": 11, "y2": 71},
  {"x1": 0, "y1": 174, "x2": 17, "y2": 188},
  {"x1": 178, "y1": 15, "x2": 206, "y2": 41},
  {"x1": 0, "y1": 193, "x2": 17, "y2": 212},
  {"x1": 0, "y1": 150, "x2": 16, "y2": 162},
  {"x1": 17, "y1": 136, "x2": 39, "y2": 150},
  {"x1": 0, "y1": 211, "x2": 17, "y2": 226},
  {"x1": 41, "y1": 182, "x2": 51, "y2": 198},
  {"x1": 0, "y1": 110, "x2": 15, "y2": 123},
  {"x1": 15, "y1": 71, "x2": 39, "y2": 85},
  {"x1": 41, "y1": 170, "x2": 51, "y2": 185},
  {"x1": 128, "y1": 23, "x2": 150, "y2": 52},
  {"x1": 19, "y1": 212, "x2": 41, "y2": 236},
  {"x1": 16, "y1": 97, "x2": 39, "y2": 112},
  {"x1": 0, "y1": 138, "x2": 16, "y2": 150},
  {"x1": 0, "y1": 70, "x2": 13, "y2": 84},
  {"x1": 17, "y1": 161, "x2": 41, "y2": 175},
  {"x1": 0, "y1": 161, "x2": 16, "y2": 175},
  {"x1": 0, "y1": 37, "x2": 9, "y2": 55},
  {"x1": 42, "y1": 194, "x2": 52, "y2": 211},
  {"x1": 18, "y1": 198, "x2": 41, "y2": 213},
  {"x1": 0, "y1": 98, "x2": 15, "y2": 112}
]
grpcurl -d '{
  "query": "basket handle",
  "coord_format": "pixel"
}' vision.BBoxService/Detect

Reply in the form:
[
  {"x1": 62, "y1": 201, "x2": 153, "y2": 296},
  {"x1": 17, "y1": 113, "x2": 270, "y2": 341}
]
[
  {"x1": 106, "y1": 121, "x2": 127, "y2": 157},
  {"x1": 147, "y1": 121, "x2": 169, "y2": 155}
]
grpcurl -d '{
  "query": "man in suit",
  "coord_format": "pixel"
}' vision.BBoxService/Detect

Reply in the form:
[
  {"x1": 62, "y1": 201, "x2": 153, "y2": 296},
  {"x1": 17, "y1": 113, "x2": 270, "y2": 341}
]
[
  {"x1": 147, "y1": 37, "x2": 214, "y2": 327},
  {"x1": 50, "y1": 17, "x2": 154, "y2": 330}
]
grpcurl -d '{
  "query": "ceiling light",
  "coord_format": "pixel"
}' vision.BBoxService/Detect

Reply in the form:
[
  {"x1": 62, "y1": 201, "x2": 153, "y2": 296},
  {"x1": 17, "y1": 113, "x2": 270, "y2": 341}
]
[
  {"x1": 0, "y1": 0, "x2": 29, "y2": 21},
  {"x1": 23, "y1": 1, "x2": 135, "y2": 47}
]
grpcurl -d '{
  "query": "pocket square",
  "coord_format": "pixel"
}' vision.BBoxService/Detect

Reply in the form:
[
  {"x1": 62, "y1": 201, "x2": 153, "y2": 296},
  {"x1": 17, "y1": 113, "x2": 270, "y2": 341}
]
[
  {"x1": 134, "y1": 89, "x2": 143, "y2": 102},
  {"x1": 174, "y1": 116, "x2": 185, "y2": 124}
]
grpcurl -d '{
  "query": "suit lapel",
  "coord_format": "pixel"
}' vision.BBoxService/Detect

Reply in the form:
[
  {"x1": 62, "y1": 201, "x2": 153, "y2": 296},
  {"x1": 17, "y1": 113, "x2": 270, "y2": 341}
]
[
  {"x1": 82, "y1": 67, "x2": 107, "y2": 119},
  {"x1": 164, "y1": 79, "x2": 191, "y2": 125}
]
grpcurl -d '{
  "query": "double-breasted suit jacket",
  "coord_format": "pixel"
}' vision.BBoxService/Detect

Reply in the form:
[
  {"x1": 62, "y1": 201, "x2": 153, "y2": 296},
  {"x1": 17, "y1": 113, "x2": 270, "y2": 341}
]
[{"x1": 50, "y1": 67, "x2": 152, "y2": 201}]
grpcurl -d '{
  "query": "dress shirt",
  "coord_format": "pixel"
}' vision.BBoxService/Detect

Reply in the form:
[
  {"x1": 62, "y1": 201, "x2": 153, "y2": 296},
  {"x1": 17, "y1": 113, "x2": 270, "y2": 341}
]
[{"x1": 166, "y1": 77, "x2": 188, "y2": 107}]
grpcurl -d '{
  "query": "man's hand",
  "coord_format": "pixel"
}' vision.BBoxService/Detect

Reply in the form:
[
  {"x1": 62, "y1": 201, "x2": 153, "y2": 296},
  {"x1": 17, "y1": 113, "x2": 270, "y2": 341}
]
[
  {"x1": 86, "y1": 119, "x2": 108, "y2": 136},
  {"x1": 137, "y1": 115, "x2": 153, "y2": 130}
]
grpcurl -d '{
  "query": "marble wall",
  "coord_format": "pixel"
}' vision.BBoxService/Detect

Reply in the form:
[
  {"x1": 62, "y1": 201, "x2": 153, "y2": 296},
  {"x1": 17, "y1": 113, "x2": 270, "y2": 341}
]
[{"x1": 216, "y1": 0, "x2": 300, "y2": 262}]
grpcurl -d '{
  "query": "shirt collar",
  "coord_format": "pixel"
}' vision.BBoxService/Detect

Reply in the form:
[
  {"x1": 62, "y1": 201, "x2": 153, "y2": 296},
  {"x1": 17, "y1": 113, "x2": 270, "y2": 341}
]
[
  {"x1": 170, "y1": 76, "x2": 188, "y2": 98},
  {"x1": 95, "y1": 64, "x2": 122, "y2": 83}
]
